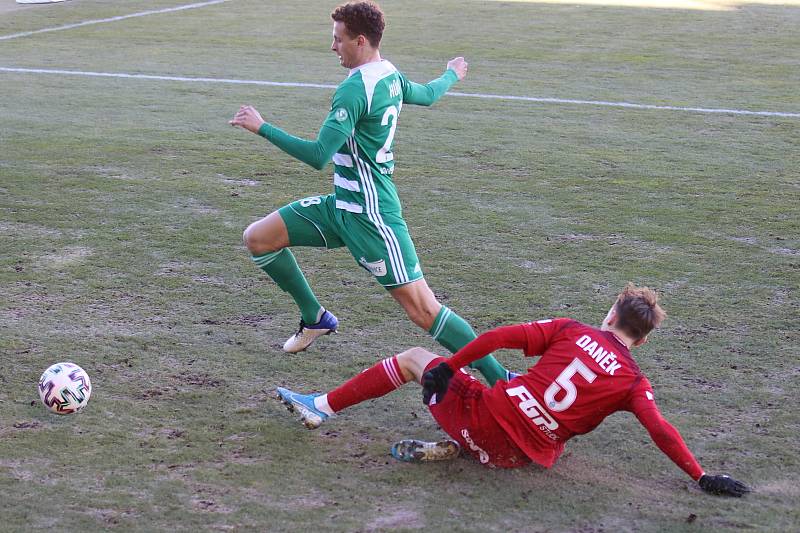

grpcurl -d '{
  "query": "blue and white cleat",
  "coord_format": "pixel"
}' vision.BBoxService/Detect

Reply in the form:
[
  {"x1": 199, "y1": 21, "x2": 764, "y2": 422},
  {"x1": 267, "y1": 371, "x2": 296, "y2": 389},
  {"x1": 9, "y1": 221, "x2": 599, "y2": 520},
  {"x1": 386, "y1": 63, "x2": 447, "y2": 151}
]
[
  {"x1": 506, "y1": 370, "x2": 520, "y2": 381},
  {"x1": 276, "y1": 387, "x2": 328, "y2": 429},
  {"x1": 391, "y1": 439, "x2": 461, "y2": 463},
  {"x1": 282, "y1": 310, "x2": 339, "y2": 353}
]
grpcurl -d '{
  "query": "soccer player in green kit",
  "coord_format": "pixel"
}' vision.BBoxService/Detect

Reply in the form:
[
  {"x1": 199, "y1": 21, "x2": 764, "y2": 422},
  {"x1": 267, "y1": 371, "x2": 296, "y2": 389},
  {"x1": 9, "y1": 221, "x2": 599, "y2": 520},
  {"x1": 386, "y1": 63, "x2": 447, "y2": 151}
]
[{"x1": 230, "y1": 1, "x2": 508, "y2": 384}]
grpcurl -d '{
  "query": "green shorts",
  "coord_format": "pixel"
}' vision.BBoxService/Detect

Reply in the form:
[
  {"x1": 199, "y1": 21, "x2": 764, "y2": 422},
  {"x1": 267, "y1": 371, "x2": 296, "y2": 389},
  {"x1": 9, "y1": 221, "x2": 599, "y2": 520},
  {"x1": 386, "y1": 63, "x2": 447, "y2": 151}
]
[{"x1": 278, "y1": 194, "x2": 423, "y2": 288}]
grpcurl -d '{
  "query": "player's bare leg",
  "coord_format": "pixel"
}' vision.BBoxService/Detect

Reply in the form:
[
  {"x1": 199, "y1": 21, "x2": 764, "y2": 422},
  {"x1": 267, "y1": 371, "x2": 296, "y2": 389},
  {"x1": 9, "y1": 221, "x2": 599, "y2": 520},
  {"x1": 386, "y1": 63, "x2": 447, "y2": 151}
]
[
  {"x1": 389, "y1": 279, "x2": 509, "y2": 385},
  {"x1": 244, "y1": 211, "x2": 336, "y2": 352}
]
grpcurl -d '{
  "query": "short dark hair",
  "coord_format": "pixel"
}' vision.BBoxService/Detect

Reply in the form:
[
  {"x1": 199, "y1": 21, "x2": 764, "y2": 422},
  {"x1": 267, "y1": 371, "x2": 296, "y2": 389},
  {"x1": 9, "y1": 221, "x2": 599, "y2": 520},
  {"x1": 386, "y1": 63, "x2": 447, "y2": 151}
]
[
  {"x1": 614, "y1": 283, "x2": 666, "y2": 341},
  {"x1": 331, "y1": 1, "x2": 385, "y2": 48}
]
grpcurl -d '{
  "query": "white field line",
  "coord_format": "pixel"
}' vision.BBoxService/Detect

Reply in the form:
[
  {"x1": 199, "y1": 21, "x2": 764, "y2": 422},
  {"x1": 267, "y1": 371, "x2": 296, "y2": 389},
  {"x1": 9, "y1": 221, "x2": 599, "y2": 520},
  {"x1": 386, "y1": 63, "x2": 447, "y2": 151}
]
[
  {"x1": 0, "y1": 0, "x2": 232, "y2": 41},
  {"x1": 452, "y1": 91, "x2": 800, "y2": 118},
  {"x1": 1, "y1": 66, "x2": 798, "y2": 119}
]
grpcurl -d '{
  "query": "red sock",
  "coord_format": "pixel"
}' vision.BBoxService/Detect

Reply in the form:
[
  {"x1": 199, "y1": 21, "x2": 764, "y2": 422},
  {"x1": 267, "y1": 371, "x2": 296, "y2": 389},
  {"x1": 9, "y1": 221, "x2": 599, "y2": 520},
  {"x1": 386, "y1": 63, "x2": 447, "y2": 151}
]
[{"x1": 326, "y1": 356, "x2": 408, "y2": 413}]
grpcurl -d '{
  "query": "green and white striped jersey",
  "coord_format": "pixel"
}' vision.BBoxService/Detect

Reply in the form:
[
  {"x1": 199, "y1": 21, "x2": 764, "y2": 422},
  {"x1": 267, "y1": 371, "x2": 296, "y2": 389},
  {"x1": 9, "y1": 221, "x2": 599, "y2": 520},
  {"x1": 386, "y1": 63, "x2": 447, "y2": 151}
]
[{"x1": 321, "y1": 60, "x2": 458, "y2": 217}]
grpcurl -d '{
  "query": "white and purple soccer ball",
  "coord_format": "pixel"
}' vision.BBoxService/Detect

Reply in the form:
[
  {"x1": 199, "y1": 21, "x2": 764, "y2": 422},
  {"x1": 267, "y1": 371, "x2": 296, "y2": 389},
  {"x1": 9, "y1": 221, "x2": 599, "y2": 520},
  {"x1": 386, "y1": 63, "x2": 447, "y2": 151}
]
[{"x1": 38, "y1": 362, "x2": 92, "y2": 414}]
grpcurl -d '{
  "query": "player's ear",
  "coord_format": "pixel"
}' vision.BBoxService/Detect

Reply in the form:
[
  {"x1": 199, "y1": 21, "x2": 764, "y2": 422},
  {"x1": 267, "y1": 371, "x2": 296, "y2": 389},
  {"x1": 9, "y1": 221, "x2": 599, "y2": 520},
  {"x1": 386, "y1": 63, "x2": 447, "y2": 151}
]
[{"x1": 603, "y1": 306, "x2": 617, "y2": 327}]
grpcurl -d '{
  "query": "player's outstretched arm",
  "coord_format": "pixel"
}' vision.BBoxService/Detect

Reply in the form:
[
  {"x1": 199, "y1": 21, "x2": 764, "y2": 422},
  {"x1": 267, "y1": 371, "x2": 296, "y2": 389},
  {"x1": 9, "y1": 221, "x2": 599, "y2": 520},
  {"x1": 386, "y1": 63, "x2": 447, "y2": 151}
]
[
  {"x1": 229, "y1": 105, "x2": 348, "y2": 170},
  {"x1": 446, "y1": 324, "x2": 529, "y2": 371},
  {"x1": 401, "y1": 57, "x2": 468, "y2": 106},
  {"x1": 634, "y1": 407, "x2": 750, "y2": 496}
]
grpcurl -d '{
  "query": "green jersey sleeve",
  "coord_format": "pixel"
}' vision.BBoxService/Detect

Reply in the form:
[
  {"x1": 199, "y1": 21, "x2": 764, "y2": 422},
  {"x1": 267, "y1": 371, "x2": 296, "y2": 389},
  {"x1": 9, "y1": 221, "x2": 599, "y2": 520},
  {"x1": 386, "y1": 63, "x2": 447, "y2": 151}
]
[
  {"x1": 320, "y1": 78, "x2": 368, "y2": 137},
  {"x1": 258, "y1": 122, "x2": 349, "y2": 171},
  {"x1": 400, "y1": 69, "x2": 459, "y2": 106},
  {"x1": 256, "y1": 78, "x2": 366, "y2": 170}
]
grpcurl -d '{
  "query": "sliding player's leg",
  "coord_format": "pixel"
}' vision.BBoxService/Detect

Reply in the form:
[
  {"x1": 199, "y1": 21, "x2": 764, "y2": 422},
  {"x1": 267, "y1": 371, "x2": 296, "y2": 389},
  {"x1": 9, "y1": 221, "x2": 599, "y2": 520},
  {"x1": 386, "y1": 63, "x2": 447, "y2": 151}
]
[
  {"x1": 276, "y1": 348, "x2": 522, "y2": 466},
  {"x1": 277, "y1": 346, "x2": 437, "y2": 429},
  {"x1": 276, "y1": 347, "x2": 457, "y2": 461},
  {"x1": 244, "y1": 195, "x2": 344, "y2": 352}
]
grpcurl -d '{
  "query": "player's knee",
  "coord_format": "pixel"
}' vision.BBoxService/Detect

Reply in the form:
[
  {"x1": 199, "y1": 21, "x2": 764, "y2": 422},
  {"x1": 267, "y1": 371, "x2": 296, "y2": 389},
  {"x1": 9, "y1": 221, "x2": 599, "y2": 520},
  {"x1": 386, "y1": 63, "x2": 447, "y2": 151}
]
[
  {"x1": 242, "y1": 224, "x2": 260, "y2": 253},
  {"x1": 397, "y1": 347, "x2": 426, "y2": 362},
  {"x1": 243, "y1": 223, "x2": 278, "y2": 254},
  {"x1": 396, "y1": 347, "x2": 436, "y2": 380}
]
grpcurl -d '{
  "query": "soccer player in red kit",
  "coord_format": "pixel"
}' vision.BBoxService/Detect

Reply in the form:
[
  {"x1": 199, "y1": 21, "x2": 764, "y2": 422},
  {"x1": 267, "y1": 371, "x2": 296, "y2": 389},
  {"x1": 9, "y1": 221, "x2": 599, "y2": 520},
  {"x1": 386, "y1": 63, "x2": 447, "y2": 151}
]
[{"x1": 276, "y1": 284, "x2": 749, "y2": 496}]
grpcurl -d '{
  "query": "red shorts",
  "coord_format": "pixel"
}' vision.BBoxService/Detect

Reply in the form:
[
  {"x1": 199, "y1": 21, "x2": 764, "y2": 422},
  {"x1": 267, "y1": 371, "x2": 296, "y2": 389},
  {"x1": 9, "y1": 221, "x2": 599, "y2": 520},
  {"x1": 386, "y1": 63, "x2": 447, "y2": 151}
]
[{"x1": 426, "y1": 358, "x2": 531, "y2": 469}]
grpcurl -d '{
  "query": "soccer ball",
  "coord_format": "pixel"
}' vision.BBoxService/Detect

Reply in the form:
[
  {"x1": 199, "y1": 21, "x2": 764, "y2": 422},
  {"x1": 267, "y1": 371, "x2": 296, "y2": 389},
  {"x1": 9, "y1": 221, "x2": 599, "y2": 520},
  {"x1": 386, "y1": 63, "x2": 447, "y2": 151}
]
[{"x1": 38, "y1": 362, "x2": 92, "y2": 414}]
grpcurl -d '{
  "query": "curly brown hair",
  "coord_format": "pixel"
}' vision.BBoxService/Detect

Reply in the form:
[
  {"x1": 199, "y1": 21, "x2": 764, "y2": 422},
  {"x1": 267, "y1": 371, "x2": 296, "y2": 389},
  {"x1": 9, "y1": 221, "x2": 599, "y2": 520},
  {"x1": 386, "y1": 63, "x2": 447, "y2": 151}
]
[
  {"x1": 614, "y1": 283, "x2": 666, "y2": 341},
  {"x1": 331, "y1": 1, "x2": 385, "y2": 48}
]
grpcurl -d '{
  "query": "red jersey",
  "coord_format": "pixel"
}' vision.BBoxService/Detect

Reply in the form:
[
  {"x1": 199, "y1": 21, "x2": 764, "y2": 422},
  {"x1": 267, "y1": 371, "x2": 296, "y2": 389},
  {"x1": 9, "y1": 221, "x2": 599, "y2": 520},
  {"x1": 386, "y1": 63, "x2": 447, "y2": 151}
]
[{"x1": 445, "y1": 319, "x2": 704, "y2": 479}]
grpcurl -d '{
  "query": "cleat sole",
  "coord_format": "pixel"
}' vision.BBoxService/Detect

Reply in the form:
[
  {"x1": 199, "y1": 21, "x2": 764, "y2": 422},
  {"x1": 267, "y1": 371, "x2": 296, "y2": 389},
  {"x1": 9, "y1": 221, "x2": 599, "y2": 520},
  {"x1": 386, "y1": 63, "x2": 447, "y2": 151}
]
[{"x1": 391, "y1": 439, "x2": 460, "y2": 463}]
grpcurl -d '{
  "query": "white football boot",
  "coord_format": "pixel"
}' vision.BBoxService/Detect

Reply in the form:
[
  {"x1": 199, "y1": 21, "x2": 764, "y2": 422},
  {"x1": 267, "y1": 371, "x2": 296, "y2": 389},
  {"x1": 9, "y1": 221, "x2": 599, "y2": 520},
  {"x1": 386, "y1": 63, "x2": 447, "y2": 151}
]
[{"x1": 282, "y1": 310, "x2": 338, "y2": 353}]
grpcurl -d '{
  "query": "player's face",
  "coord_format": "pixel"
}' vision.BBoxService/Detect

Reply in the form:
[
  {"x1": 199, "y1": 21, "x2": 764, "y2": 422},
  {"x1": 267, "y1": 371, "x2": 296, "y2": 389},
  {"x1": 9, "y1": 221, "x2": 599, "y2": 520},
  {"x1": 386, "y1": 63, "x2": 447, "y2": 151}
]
[{"x1": 331, "y1": 21, "x2": 360, "y2": 69}]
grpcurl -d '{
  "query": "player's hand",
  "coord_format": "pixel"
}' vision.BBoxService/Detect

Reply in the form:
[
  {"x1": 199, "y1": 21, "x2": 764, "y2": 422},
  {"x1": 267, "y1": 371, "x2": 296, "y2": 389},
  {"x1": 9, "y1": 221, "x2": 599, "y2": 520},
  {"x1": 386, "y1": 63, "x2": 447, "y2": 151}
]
[
  {"x1": 446, "y1": 57, "x2": 468, "y2": 80},
  {"x1": 229, "y1": 105, "x2": 266, "y2": 134},
  {"x1": 422, "y1": 362, "x2": 454, "y2": 405},
  {"x1": 698, "y1": 474, "x2": 751, "y2": 497}
]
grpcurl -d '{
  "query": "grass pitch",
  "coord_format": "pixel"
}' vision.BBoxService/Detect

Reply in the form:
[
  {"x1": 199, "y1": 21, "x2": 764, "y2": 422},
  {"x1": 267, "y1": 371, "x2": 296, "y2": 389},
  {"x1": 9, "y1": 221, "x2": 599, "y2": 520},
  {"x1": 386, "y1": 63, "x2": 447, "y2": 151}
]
[{"x1": 1, "y1": 0, "x2": 798, "y2": 530}]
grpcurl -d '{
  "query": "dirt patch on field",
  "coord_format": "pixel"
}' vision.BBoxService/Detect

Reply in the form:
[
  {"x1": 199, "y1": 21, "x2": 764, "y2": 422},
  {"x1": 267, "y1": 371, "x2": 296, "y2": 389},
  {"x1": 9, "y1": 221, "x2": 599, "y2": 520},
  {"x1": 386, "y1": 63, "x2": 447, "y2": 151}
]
[
  {"x1": 37, "y1": 246, "x2": 93, "y2": 268},
  {"x1": 233, "y1": 314, "x2": 274, "y2": 327},
  {"x1": 85, "y1": 507, "x2": 138, "y2": 528},
  {"x1": 0, "y1": 458, "x2": 58, "y2": 485},
  {"x1": 199, "y1": 314, "x2": 275, "y2": 328},
  {"x1": 365, "y1": 508, "x2": 425, "y2": 531},
  {"x1": 172, "y1": 197, "x2": 221, "y2": 216},
  {"x1": 174, "y1": 370, "x2": 224, "y2": 388},
  {"x1": 0, "y1": 221, "x2": 66, "y2": 237},
  {"x1": 0, "y1": 459, "x2": 36, "y2": 481},
  {"x1": 134, "y1": 386, "x2": 175, "y2": 400},
  {"x1": 769, "y1": 246, "x2": 799, "y2": 256},
  {"x1": 519, "y1": 259, "x2": 554, "y2": 273},
  {"x1": 219, "y1": 175, "x2": 262, "y2": 187},
  {"x1": 0, "y1": 282, "x2": 69, "y2": 323},
  {"x1": 12, "y1": 420, "x2": 42, "y2": 430},
  {"x1": 758, "y1": 479, "x2": 800, "y2": 498},
  {"x1": 133, "y1": 371, "x2": 224, "y2": 400}
]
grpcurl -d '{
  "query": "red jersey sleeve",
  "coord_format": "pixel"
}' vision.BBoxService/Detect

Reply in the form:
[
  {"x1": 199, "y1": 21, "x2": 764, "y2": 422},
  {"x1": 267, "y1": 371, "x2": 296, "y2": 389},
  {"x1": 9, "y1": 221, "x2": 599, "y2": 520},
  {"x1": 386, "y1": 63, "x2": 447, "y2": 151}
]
[
  {"x1": 445, "y1": 324, "x2": 528, "y2": 371},
  {"x1": 627, "y1": 378, "x2": 705, "y2": 480},
  {"x1": 445, "y1": 318, "x2": 572, "y2": 372}
]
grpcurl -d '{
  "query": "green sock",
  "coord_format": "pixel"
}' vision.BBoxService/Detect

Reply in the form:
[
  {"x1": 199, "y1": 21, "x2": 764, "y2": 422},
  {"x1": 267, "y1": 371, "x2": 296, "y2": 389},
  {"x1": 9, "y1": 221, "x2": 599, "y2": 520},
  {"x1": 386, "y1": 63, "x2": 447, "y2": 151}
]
[
  {"x1": 251, "y1": 249, "x2": 322, "y2": 325},
  {"x1": 429, "y1": 306, "x2": 509, "y2": 386}
]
